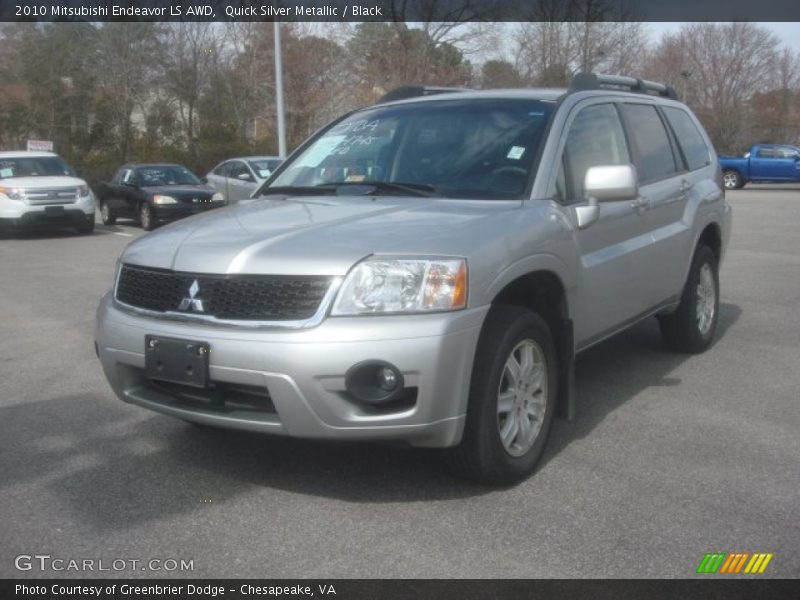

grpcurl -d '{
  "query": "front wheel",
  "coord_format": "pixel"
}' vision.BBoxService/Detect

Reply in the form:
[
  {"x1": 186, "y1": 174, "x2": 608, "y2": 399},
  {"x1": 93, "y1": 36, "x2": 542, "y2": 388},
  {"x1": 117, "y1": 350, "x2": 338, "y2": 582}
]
[
  {"x1": 659, "y1": 245, "x2": 719, "y2": 353},
  {"x1": 139, "y1": 202, "x2": 155, "y2": 231},
  {"x1": 445, "y1": 306, "x2": 557, "y2": 486},
  {"x1": 75, "y1": 217, "x2": 95, "y2": 235},
  {"x1": 100, "y1": 201, "x2": 116, "y2": 225},
  {"x1": 722, "y1": 170, "x2": 743, "y2": 190}
]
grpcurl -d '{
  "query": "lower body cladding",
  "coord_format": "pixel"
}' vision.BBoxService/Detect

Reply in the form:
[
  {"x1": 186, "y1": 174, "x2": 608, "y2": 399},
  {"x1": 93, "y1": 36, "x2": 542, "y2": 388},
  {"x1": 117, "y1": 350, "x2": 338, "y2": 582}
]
[{"x1": 95, "y1": 292, "x2": 487, "y2": 448}]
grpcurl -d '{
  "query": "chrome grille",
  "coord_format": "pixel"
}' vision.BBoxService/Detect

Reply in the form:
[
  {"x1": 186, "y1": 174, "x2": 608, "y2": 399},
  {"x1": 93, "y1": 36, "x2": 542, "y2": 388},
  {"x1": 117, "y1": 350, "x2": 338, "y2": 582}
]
[{"x1": 24, "y1": 187, "x2": 79, "y2": 205}]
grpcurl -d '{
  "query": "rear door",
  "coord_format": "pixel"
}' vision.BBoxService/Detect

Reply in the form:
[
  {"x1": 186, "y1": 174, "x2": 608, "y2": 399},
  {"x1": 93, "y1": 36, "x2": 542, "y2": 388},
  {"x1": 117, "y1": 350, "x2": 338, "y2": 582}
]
[
  {"x1": 227, "y1": 161, "x2": 257, "y2": 202},
  {"x1": 749, "y1": 146, "x2": 781, "y2": 179},
  {"x1": 618, "y1": 102, "x2": 693, "y2": 307},
  {"x1": 555, "y1": 101, "x2": 655, "y2": 346},
  {"x1": 206, "y1": 162, "x2": 231, "y2": 198}
]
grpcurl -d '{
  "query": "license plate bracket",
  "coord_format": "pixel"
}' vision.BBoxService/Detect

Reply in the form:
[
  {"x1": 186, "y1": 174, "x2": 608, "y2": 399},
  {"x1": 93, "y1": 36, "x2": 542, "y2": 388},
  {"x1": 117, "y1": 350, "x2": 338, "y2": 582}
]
[
  {"x1": 144, "y1": 335, "x2": 209, "y2": 388},
  {"x1": 44, "y1": 205, "x2": 64, "y2": 216}
]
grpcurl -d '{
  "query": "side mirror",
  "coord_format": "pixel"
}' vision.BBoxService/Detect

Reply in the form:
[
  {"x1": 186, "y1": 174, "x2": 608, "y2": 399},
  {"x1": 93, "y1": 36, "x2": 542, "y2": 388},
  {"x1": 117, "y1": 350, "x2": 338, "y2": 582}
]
[
  {"x1": 200, "y1": 176, "x2": 208, "y2": 184},
  {"x1": 575, "y1": 164, "x2": 639, "y2": 229},
  {"x1": 238, "y1": 172, "x2": 253, "y2": 181}
]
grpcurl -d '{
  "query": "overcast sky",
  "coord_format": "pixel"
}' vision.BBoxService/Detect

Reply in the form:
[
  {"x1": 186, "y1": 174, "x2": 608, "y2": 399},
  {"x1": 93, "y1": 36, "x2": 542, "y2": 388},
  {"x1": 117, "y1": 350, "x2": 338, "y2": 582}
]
[{"x1": 648, "y1": 22, "x2": 800, "y2": 51}]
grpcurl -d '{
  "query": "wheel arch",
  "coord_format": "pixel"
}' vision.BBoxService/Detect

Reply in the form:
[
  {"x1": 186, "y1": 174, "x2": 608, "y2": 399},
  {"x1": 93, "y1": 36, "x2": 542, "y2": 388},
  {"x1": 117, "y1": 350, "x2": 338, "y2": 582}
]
[{"x1": 488, "y1": 269, "x2": 575, "y2": 420}]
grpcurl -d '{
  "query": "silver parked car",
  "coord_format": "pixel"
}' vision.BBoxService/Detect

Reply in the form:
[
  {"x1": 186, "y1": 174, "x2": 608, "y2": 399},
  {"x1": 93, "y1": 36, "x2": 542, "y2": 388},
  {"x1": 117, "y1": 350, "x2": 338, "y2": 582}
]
[
  {"x1": 205, "y1": 156, "x2": 283, "y2": 203},
  {"x1": 96, "y1": 74, "x2": 731, "y2": 485}
]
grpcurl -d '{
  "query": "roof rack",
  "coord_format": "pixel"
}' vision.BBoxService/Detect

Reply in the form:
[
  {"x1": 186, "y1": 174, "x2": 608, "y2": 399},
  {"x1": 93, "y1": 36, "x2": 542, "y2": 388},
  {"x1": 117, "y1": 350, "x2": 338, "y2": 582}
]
[
  {"x1": 569, "y1": 73, "x2": 679, "y2": 100},
  {"x1": 378, "y1": 86, "x2": 471, "y2": 103}
]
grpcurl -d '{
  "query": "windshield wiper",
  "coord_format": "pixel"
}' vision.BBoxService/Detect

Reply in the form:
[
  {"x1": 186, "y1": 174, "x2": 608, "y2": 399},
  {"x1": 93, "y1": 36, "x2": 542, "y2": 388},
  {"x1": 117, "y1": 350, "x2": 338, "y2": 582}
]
[{"x1": 321, "y1": 181, "x2": 439, "y2": 198}]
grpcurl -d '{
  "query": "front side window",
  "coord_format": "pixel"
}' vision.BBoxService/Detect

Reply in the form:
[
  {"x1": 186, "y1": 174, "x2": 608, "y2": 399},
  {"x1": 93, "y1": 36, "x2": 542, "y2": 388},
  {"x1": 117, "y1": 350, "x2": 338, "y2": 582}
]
[
  {"x1": 756, "y1": 147, "x2": 777, "y2": 158},
  {"x1": 269, "y1": 99, "x2": 555, "y2": 199},
  {"x1": 620, "y1": 103, "x2": 678, "y2": 183},
  {"x1": 557, "y1": 103, "x2": 631, "y2": 203},
  {"x1": 662, "y1": 106, "x2": 711, "y2": 171}
]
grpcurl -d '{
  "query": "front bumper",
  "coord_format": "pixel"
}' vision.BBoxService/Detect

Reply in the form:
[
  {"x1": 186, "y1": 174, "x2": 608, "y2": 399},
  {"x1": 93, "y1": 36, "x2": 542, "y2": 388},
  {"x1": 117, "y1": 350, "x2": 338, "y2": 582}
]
[
  {"x1": 95, "y1": 293, "x2": 487, "y2": 448},
  {"x1": 0, "y1": 194, "x2": 95, "y2": 229}
]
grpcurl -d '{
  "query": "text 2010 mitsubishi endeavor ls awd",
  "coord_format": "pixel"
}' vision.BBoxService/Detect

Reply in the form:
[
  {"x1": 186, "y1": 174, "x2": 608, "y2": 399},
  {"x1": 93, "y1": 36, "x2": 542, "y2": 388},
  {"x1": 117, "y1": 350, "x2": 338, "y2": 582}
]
[{"x1": 95, "y1": 74, "x2": 732, "y2": 485}]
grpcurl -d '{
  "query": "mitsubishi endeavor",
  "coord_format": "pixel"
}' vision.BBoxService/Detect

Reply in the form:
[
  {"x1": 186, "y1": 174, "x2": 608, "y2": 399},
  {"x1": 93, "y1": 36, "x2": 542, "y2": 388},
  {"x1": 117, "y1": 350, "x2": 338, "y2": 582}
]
[{"x1": 95, "y1": 74, "x2": 732, "y2": 485}]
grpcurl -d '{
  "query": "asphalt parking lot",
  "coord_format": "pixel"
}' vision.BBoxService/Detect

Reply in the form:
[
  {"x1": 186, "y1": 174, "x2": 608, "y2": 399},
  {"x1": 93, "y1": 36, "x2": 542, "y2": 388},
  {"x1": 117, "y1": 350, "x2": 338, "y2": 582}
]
[{"x1": 1, "y1": 186, "x2": 798, "y2": 579}]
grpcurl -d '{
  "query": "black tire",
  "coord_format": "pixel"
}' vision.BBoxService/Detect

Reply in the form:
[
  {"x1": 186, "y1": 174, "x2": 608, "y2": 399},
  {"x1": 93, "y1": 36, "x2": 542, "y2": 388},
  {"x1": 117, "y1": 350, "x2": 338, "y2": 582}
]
[
  {"x1": 100, "y1": 201, "x2": 116, "y2": 225},
  {"x1": 722, "y1": 170, "x2": 743, "y2": 190},
  {"x1": 139, "y1": 202, "x2": 155, "y2": 231},
  {"x1": 445, "y1": 306, "x2": 557, "y2": 486},
  {"x1": 658, "y1": 245, "x2": 719, "y2": 353},
  {"x1": 75, "y1": 217, "x2": 95, "y2": 235}
]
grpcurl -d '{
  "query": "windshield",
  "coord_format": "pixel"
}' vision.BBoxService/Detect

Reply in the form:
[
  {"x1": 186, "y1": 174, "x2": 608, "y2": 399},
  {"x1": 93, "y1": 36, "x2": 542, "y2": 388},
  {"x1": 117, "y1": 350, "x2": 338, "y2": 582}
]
[
  {"x1": 0, "y1": 156, "x2": 76, "y2": 179},
  {"x1": 249, "y1": 159, "x2": 282, "y2": 179},
  {"x1": 268, "y1": 98, "x2": 554, "y2": 199},
  {"x1": 136, "y1": 165, "x2": 202, "y2": 186}
]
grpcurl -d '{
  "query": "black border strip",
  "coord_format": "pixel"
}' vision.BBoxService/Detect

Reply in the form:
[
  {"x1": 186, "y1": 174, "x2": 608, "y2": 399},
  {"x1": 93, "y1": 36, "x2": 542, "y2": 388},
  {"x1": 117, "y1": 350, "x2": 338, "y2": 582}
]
[{"x1": 3, "y1": 0, "x2": 800, "y2": 23}]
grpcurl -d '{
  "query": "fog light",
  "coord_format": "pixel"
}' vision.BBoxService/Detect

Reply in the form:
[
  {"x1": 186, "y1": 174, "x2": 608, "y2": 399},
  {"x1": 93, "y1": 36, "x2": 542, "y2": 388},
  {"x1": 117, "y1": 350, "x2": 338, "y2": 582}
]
[
  {"x1": 345, "y1": 360, "x2": 405, "y2": 405},
  {"x1": 378, "y1": 367, "x2": 398, "y2": 391}
]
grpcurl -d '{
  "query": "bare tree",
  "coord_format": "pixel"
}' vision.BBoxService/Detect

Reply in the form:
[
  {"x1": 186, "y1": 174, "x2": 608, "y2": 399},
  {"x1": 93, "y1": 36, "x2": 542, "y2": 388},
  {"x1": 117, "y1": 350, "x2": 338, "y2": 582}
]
[{"x1": 644, "y1": 23, "x2": 782, "y2": 152}]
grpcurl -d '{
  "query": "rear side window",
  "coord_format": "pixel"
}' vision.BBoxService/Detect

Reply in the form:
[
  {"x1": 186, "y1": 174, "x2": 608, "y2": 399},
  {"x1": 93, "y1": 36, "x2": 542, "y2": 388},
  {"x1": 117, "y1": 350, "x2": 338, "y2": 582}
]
[
  {"x1": 662, "y1": 107, "x2": 711, "y2": 171},
  {"x1": 213, "y1": 162, "x2": 231, "y2": 177},
  {"x1": 557, "y1": 103, "x2": 630, "y2": 203},
  {"x1": 620, "y1": 104, "x2": 677, "y2": 183}
]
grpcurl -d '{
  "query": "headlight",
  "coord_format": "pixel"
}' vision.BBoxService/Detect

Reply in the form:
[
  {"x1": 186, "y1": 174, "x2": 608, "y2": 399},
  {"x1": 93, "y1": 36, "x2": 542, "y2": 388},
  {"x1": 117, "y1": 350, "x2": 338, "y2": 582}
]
[
  {"x1": 332, "y1": 257, "x2": 467, "y2": 315},
  {"x1": 76, "y1": 185, "x2": 90, "y2": 198},
  {"x1": 212, "y1": 192, "x2": 224, "y2": 202},
  {"x1": 0, "y1": 186, "x2": 24, "y2": 201},
  {"x1": 152, "y1": 194, "x2": 178, "y2": 205}
]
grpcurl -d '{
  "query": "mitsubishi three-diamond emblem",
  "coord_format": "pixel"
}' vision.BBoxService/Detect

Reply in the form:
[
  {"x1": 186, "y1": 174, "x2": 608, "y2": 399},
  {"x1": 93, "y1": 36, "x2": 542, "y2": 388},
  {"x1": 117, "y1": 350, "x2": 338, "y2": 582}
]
[{"x1": 178, "y1": 279, "x2": 204, "y2": 312}]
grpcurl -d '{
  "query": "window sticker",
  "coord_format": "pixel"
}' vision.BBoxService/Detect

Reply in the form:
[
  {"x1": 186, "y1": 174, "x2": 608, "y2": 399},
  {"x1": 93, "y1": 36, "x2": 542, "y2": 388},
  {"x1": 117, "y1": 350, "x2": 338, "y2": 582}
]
[
  {"x1": 0, "y1": 168, "x2": 13, "y2": 178},
  {"x1": 257, "y1": 170, "x2": 272, "y2": 178},
  {"x1": 507, "y1": 146, "x2": 526, "y2": 160}
]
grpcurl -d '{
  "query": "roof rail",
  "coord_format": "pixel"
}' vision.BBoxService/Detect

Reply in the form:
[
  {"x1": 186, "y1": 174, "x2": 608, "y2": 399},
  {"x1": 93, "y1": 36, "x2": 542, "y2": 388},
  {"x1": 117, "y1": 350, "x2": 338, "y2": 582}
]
[
  {"x1": 569, "y1": 72, "x2": 679, "y2": 100},
  {"x1": 378, "y1": 86, "x2": 471, "y2": 103}
]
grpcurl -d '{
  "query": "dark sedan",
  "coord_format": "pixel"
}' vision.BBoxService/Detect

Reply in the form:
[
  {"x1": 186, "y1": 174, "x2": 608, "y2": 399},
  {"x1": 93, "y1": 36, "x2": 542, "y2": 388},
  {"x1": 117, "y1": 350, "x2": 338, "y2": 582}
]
[{"x1": 96, "y1": 163, "x2": 226, "y2": 230}]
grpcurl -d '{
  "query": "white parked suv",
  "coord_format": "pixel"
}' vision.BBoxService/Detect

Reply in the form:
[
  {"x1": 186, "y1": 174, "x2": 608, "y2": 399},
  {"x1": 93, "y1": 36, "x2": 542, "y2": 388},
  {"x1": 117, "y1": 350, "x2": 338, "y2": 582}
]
[{"x1": 0, "y1": 151, "x2": 95, "y2": 234}]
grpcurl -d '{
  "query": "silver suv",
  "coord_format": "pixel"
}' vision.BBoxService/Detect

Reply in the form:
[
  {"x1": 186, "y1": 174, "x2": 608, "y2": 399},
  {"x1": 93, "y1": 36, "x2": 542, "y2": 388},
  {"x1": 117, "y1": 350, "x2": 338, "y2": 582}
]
[{"x1": 95, "y1": 74, "x2": 731, "y2": 485}]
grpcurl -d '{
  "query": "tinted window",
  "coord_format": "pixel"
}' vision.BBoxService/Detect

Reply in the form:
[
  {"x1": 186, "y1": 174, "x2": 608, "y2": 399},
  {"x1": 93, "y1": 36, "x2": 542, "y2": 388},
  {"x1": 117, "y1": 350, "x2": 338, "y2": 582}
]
[
  {"x1": 249, "y1": 159, "x2": 282, "y2": 178},
  {"x1": 620, "y1": 104, "x2": 677, "y2": 183},
  {"x1": 270, "y1": 99, "x2": 554, "y2": 200},
  {"x1": 228, "y1": 161, "x2": 253, "y2": 181},
  {"x1": 557, "y1": 103, "x2": 630, "y2": 202},
  {"x1": 662, "y1": 107, "x2": 710, "y2": 171},
  {"x1": 213, "y1": 162, "x2": 230, "y2": 177}
]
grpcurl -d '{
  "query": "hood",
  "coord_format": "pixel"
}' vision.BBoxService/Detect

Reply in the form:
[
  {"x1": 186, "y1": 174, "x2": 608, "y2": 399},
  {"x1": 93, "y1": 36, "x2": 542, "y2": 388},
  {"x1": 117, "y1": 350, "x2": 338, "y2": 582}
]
[
  {"x1": 122, "y1": 195, "x2": 521, "y2": 276},
  {"x1": 141, "y1": 185, "x2": 216, "y2": 199},
  {"x1": 0, "y1": 175, "x2": 87, "y2": 189}
]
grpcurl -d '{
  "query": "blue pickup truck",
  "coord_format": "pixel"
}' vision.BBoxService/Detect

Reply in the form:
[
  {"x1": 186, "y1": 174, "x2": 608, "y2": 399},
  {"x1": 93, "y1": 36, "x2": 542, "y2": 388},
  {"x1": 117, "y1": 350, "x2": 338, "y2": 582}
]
[{"x1": 719, "y1": 144, "x2": 800, "y2": 189}]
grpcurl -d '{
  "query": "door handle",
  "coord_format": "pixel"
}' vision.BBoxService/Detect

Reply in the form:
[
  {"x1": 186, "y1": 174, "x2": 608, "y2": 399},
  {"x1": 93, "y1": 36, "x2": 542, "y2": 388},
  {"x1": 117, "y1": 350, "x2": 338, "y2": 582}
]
[
  {"x1": 680, "y1": 179, "x2": 692, "y2": 193},
  {"x1": 630, "y1": 196, "x2": 650, "y2": 211}
]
